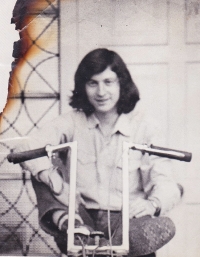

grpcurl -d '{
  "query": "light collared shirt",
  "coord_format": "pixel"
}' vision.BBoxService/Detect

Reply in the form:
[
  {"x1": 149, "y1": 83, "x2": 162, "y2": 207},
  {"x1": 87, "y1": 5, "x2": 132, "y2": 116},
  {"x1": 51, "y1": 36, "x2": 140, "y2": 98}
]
[{"x1": 21, "y1": 102, "x2": 181, "y2": 214}]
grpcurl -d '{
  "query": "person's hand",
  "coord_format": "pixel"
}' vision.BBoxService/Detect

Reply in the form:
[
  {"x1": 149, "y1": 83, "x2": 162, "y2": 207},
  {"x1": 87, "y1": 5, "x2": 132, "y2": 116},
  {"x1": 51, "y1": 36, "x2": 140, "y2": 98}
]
[
  {"x1": 36, "y1": 168, "x2": 69, "y2": 206},
  {"x1": 37, "y1": 168, "x2": 65, "y2": 195},
  {"x1": 129, "y1": 198, "x2": 156, "y2": 219},
  {"x1": 37, "y1": 168, "x2": 83, "y2": 212}
]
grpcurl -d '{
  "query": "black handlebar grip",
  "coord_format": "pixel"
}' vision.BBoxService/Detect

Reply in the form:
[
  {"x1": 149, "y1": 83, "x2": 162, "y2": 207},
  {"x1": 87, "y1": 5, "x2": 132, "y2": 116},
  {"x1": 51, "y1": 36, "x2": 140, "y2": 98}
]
[
  {"x1": 150, "y1": 145, "x2": 192, "y2": 162},
  {"x1": 7, "y1": 147, "x2": 47, "y2": 164}
]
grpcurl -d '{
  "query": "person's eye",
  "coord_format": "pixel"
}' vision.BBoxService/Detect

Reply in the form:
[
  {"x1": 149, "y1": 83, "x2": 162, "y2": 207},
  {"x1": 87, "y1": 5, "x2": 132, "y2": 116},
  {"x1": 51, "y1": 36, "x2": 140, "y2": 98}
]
[
  {"x1": 104, "y1": 79, "x2": 113, "y2": 85},
  {"x1": 87, "y1": 81, "x2": 97, "y2": 87}
]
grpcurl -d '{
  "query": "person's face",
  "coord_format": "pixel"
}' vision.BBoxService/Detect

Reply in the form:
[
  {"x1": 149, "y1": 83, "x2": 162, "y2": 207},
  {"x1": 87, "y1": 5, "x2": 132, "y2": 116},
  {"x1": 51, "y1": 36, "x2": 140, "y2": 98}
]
[{"x1": 85, "y1": 66, "x2": 120, "y2": 115}]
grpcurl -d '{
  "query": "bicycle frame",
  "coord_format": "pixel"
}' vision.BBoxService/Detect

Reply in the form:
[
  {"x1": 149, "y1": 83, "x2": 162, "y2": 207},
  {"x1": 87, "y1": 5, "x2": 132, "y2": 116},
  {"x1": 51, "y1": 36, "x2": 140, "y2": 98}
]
[
  {"x1": 43, "y1": 141, "x2": 192, "y2": 256},
  {"x1": 65, "y1": 141, "x2": 130, "y2": 256},
  {"x1": 7, "y1": 140, "x2": 192, "y2": 256}
]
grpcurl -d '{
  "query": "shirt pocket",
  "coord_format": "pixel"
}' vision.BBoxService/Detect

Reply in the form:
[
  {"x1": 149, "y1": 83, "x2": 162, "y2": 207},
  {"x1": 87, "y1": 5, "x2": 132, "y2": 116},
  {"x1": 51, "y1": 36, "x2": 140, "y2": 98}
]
[
  {"x1": 116, "y1": 152, "x2": 143, "y2": 193},
  {"x1": 129, "y1": 151, "x2": 142, "y2": 172},
  {"x1": 78, "y1": 150, "x2": 96, "y2": 165},
  {"x1": 114, "y1": 159, "x2": 124, "y2": 194},
  {"x1": 76, "y1": 150, "x2": 96, "y2": 188},
  {"x1": 116, "y1": 151, "x2": 142, "y2": 172}
]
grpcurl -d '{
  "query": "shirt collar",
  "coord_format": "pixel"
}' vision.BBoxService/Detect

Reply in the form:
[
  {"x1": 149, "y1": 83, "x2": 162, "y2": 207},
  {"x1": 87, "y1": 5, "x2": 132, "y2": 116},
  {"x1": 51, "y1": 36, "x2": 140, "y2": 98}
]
[
  {"x1": 87, "y1": 112, "x2": 131, "y2": 137},
  {"x1": 114, "y1": 101, "x2": 142, "y2": 136},
  {"x1": 113, "y1": 113, "x2": 131, "y2": 137},
  {"x1": 87, "y1": 113, "x2": 100, "y2": 129},
  {"x1": 86, "y1": 101, "x2": 142, "y2": 137}
]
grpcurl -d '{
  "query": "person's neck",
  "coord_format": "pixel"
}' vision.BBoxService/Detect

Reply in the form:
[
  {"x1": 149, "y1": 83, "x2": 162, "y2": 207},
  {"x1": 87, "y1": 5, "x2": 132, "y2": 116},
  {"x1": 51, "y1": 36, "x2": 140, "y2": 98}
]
[{"x1": 94, "y1": 110, "x2": 119, "y2": 136}]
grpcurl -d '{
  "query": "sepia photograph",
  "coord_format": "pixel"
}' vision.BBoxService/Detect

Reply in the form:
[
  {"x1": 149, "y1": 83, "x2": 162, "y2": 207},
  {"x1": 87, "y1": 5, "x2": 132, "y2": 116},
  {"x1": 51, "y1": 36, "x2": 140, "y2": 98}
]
[{"x1": 0, "y1": 0, "x2": 199, "y2": 256}]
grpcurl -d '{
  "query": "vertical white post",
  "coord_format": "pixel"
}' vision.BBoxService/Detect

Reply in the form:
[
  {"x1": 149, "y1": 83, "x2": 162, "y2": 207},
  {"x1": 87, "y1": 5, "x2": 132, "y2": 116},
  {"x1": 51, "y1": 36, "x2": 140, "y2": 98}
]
[
  {"x1": 122, "y1": 142, "x2": 130, "y2": 251},
  {"x1": 67, "y1": 141, "x2": 78, "y2": 252}
]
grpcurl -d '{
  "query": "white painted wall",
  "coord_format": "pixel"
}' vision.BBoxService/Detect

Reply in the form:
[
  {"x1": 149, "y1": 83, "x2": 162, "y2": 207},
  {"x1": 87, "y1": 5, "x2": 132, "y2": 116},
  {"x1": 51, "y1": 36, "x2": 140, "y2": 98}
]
[{"x1": 60, "y1": 0, "x2": 200, "y2": 256}]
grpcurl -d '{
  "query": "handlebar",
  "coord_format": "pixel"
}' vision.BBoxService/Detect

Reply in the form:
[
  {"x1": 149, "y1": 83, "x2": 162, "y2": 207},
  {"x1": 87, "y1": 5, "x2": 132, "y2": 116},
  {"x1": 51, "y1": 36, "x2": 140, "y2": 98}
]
[
  {"x1": 7, "y1": 147, "x2": 47, "y2": 164},
  {"x1": 131, "y1": 144, "x2": 192, "y2": 162},
  {"x1": 7, "y1": 142, "x2": 74, "y2": 164},
  {"x1": 7, "y1": 142, "x2": 192, "y2": 164}
]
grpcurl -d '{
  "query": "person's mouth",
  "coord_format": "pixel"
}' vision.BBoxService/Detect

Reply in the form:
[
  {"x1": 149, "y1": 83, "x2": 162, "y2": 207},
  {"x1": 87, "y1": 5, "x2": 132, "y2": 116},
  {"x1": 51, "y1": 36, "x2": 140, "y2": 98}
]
[{"x1": 96, "y1": 98, "x2": 109, "y2": 105}]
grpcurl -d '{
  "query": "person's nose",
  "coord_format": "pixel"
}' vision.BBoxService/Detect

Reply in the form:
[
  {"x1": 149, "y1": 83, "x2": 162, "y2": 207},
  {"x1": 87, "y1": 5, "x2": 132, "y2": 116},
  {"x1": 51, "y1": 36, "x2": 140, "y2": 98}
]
[{"x1": 97, "y1": 82, "x2": 106, "y2": 96}]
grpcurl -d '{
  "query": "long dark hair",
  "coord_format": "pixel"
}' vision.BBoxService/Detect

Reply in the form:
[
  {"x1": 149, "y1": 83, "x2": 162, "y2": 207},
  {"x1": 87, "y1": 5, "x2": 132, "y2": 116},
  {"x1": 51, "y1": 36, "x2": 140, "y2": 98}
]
[{"x1": 70, "y1": 48, "x2": 140, "y2": 115}]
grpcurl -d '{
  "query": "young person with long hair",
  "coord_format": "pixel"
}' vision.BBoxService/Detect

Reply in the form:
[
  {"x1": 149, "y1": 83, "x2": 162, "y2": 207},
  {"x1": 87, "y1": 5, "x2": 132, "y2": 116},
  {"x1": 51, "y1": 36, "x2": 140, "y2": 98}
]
[{"x1": 16, "y1": 49, "x2": 182, "y2": 257}]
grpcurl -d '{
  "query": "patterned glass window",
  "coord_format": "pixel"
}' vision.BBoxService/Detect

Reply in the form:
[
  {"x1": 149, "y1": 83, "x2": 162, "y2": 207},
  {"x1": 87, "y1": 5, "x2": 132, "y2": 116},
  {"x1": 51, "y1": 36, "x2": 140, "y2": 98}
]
[{"x1": 0, "y1": 0, "x2": 61, "y2": 255}]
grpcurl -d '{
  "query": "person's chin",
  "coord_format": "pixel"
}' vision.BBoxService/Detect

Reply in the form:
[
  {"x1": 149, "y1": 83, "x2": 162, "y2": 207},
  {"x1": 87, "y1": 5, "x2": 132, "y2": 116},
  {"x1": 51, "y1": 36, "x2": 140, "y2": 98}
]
[
  {"x1": 96, "y1": 105, "x2": 116, "y2": 114},
  {"x1": 95, "y1": 105, "x2": 110, "y2": 113}
]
